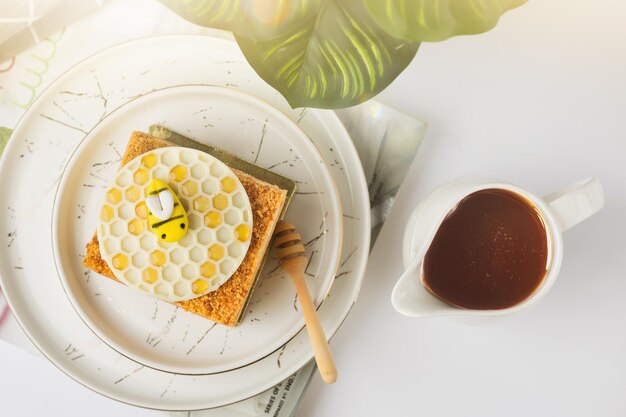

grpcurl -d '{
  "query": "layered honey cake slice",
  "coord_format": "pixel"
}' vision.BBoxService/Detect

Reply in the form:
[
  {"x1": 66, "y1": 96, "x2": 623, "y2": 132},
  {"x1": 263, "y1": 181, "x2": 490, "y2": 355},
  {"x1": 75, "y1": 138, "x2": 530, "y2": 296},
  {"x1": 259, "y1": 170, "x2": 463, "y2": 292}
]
[{"x1": 83, "y1": 131, "x2": 288, "y2": 326}]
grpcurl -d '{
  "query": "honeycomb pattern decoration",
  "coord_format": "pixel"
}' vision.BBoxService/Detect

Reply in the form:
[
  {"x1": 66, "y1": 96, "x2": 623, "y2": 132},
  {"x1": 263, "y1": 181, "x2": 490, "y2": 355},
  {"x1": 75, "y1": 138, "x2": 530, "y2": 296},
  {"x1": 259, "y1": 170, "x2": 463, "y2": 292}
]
[{"x1": 97, "y1": 147, "x2": 253, "y2": 302}]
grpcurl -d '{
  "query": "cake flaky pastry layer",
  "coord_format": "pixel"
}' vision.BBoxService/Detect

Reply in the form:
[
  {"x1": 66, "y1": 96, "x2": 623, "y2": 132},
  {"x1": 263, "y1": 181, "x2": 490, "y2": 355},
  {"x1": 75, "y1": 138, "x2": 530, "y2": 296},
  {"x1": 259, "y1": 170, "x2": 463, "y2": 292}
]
[{"x1": 83, "y1": 131, "x2": 287, "y2": 326}]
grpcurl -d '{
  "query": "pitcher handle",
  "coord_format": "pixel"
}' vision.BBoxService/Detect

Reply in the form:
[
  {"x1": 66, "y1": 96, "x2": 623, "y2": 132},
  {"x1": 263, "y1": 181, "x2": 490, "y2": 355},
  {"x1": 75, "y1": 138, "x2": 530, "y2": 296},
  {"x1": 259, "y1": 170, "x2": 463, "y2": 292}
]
[{"x1": 544, "y1": 178, "x2": 604, "y2": 232}]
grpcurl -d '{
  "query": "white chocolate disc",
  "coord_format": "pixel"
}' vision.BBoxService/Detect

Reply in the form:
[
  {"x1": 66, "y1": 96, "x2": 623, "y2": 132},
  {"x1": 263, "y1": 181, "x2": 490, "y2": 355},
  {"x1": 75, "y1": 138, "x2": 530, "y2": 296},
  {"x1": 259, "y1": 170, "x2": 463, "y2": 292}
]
[{"x1": 97, "y1": 147, "x2": 253, "y2": 302}]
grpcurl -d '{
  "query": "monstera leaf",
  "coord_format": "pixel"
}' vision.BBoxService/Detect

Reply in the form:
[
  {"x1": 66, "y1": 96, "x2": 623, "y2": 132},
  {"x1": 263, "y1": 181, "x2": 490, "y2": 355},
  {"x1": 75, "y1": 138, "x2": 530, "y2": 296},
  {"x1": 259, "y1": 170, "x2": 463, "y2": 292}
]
[{"x1": 160, "y1": 0, "x2": 525, "y2": 108}]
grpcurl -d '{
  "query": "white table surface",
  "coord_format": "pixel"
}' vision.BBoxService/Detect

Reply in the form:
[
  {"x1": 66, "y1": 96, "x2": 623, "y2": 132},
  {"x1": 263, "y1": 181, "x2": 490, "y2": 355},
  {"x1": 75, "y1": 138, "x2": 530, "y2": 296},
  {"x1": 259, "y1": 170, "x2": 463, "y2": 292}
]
[{"x1": 2, "y1": 0, "x2": 626, "y2": 415}]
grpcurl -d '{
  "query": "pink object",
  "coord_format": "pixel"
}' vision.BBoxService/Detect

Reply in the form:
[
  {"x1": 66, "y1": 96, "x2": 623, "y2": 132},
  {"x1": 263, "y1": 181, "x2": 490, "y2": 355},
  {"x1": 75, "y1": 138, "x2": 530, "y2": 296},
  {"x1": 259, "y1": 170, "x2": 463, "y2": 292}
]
[{"x1": 0, "y1": 288, "x2": 10, "y2": 327}]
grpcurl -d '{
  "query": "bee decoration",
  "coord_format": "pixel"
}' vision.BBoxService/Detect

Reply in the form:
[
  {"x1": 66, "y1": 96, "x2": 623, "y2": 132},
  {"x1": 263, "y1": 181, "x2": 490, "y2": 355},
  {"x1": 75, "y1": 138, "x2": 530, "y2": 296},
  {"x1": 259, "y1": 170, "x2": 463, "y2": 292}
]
[{"x1": 145, "y1": 179, "x2": 188, "y2": 243}]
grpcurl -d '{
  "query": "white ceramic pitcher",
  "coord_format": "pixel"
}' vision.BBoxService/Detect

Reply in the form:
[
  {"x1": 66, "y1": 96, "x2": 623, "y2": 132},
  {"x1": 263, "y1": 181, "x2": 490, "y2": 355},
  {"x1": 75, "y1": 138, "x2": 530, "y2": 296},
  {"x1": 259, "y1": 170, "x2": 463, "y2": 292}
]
[{"x1": 391, "y1": 178, "x2": 604, "y2": 318}]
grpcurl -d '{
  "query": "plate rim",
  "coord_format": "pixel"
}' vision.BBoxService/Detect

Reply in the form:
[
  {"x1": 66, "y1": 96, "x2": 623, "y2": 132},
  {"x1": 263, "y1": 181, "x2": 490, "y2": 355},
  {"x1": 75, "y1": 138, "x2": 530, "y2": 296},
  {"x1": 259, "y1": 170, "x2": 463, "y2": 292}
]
[
  {"x1": 50, "y1": 83, "x2": 343, "y2": 375},
  {"x1": 0, "y1": 33, "x2": 371, "y2": 410}
]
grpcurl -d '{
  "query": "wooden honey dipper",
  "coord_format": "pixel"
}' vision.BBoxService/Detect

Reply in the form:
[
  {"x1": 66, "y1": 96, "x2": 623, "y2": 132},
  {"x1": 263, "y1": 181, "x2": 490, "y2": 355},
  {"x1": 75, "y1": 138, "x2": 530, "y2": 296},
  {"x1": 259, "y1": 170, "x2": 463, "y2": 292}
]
[{"x1": 274, "y1": 221, "x2": 337, "y2": 384}]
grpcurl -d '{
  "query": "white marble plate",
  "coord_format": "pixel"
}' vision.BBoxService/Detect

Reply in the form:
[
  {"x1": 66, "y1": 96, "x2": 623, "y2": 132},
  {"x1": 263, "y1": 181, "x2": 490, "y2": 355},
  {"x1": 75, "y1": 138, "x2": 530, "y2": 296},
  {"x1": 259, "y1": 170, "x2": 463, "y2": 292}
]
[
  {"x1": 52, "y1": 85, "x2": 342, "y2": 375},
  {"x1": 0, "y1": 35, "x2": 370, "y2": 410}
]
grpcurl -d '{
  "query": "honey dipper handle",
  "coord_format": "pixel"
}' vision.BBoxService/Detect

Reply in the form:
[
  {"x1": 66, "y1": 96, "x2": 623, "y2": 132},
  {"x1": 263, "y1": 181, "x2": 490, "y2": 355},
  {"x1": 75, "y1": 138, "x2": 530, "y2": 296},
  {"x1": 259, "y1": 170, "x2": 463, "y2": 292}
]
[{"x1": 284, "y1": 260, "x2": 338, "y2": 384}]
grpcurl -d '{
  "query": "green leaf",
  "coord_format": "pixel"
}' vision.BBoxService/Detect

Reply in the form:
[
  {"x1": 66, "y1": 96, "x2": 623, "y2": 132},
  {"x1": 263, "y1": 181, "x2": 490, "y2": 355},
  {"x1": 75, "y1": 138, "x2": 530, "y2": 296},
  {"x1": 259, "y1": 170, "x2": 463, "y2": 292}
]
[
  {"x1": 364, "y1": 0, "x2": 527, "y2": 42},
  {"x1": 159, "y1": 0, "x2": 324, "y2": 40},
  {"x1": 161, "y1": 0, "x2": 419, "y2": 108},
  {"x1": 0, "y1": 127, "x2": 11, "y2": 154},
  {"x1": 159, "y1": 0, "x2": 248, "y2": 34},
  {"x1": 159, "y1": 0, "x2": 524, "y2": 108},
  {"x1": 234, "y1": 1, "x2": 419, "y2": 108}
]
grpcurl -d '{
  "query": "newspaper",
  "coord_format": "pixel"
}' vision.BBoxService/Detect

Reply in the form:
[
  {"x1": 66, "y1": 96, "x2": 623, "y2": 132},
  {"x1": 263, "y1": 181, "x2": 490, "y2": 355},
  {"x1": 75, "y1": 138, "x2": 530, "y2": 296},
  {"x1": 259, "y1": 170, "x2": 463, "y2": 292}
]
[{"x1": 0, "y1": 0, "x2": 427, "y2": 414}]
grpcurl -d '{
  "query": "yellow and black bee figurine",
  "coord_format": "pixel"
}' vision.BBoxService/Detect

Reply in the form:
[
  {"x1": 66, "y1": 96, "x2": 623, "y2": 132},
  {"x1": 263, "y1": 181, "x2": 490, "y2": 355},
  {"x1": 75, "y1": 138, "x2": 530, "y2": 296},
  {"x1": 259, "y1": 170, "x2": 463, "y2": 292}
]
[{"x1": 145, "y1": 179, "x2": 188, "y2": 243}]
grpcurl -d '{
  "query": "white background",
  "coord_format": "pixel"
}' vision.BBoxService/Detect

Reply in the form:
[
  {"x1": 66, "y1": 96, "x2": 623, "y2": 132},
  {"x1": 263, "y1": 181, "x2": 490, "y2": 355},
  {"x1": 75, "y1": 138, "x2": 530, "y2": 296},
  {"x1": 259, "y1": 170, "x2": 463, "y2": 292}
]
[
  {"x1": 300, "y1": 0, "x2": 626, "y2": 415},
  {"x1": 2, "y1": 0, "x2": 626, "y2": 416}
]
